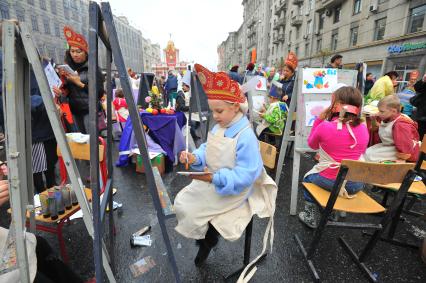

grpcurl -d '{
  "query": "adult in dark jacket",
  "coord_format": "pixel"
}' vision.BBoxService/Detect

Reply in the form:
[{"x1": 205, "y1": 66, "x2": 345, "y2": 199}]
[
  {"x1": 364, "y1": 72, "x2": 374, "y2": 95},
  {"x1": 30, "y1": 71, "x2": 57, "y2": 193},
  {"x1": 411, "y1": 73, "x2": 426, "y2": 139},
  {"x1": 228, "y1": 65, "x2": 243, "y2": 84},
  {"x1": 53, "y1": 26, "x2": 104, "y2": 134},
  {"x1": 278, "y1": 51, "x2": 298, "y2": 106},
  {"x1": 165, "y1": 71, "x2": 178, "y2": 94}
]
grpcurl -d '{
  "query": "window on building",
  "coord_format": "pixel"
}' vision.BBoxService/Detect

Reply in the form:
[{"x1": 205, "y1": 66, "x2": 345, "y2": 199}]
[
  {"x1": 289, "y1": 30, "x2": 292, "y2": 42},
  {"x1": 374, "y1": 17, "x2": 386, "y2": 40},
  {"x1": 54, "y1": 24, "x2": 60, "y2": 37},
  {"x1": 408, "y1": 4, "x2": 426, "y2": 33},
  {"x1": 378, "y1": 0, "x2": 388, "y2": 3},
  {"x1": 295, "y1": 45, "x2": 299, "y2": 57},
  {"x1": 319, "y1": 12, "x2": 325, "y2": 31},
  {"x1": 43, "y1": 19, "x2": 50, "y2": 34},
  {"x1": 51, "y1": 0, "x2": 57, "y2": 14},
  {"x1": 63, "y1": 0, "x2": 69, "y2": 9},
  {"x1": 64, "y1": 10, "x2": 69, "y2": 20},
  {"x1": 350, "y1": 25, "x2": 359, "y2": 46},
  {"x1": 305, "y1": 43, "x2": 310, "y2": 57},
  {"x1": 31, "y1": 15, "x2": 39, "y2": 31},
  {"x1": 334, "y1": 5, "x2": 341, "y2": 23},
  {"x1": 353, "y1": 0, "x2": 361, "y2": 15},
  {"x1": 16, "y1": 7, "x2": 25, "y2": 22},
  {"x1": 0, "y1": 4, "x2": 9, "y2": 20},
  {"x1": 40, "y1": 0, "x2": 47, "y2": 10},
  {"x1": 307, "y1": 20, "x2": 312, "y2": 35},
  {"x1": 331, "y1": 29, "x2": 338, "y2": 50},
  {"x1": 316, "y1": 37, "x2": 322, "y2": 53},
  {"x1": 27, "y1": 0, "x2": 34, "y2": 5},
  {"x1": 296, "y1": 26, "x2": 300, "y2": 39},
  {"x1": 298, "y1": 5, "x2": 303, "y2": 16}
]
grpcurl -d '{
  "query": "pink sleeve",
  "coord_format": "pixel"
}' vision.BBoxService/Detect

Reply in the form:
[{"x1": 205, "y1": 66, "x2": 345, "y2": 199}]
[{"x1": 307, "y1": 118, "x2": 325, "y2": 150}]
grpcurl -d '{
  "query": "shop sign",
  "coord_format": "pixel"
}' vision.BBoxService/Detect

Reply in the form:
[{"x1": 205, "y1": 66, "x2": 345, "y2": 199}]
[{"x1": 388, "y1": 42, "x2": 426, "y2": 54}]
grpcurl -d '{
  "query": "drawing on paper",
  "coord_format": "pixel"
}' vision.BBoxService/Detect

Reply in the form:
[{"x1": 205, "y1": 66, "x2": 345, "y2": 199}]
[
  {"x1": 305, "y1": 101, "x2": 331, "y2": 126},
  {"x1": 303, "y1": 68, "x2": 338, "y2": 94}
]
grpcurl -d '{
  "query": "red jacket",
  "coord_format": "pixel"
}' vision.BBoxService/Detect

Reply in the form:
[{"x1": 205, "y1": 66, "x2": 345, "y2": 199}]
[{"x1": 392, "y1": 115, "x2": 420, "y2": 162}]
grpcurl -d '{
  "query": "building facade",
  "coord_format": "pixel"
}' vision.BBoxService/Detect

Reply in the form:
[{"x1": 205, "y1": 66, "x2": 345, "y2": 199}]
[
  {"x1": 0, "y1": 0, "x2": 161, "y2": 73},
  {"x1": 219, "y1": 0, "x2": 426, "y2": 79}
]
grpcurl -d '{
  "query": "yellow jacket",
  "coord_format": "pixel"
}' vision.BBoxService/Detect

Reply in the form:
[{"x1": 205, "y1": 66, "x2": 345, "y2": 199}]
[{"x1": 368, "y1": 75, "x2": 395, "y2": 102}]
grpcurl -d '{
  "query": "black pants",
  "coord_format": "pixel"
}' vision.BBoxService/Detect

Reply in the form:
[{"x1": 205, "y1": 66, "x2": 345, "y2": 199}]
[
  {"x1": 33, "y1": 236, "x2": 83, "y2": 283},
  {"x1": 33, "y1": 139, "x2": 58, "y2": 194},
  {"x1": 418, "y1": 120, "x2": 426, "y2": 141}
]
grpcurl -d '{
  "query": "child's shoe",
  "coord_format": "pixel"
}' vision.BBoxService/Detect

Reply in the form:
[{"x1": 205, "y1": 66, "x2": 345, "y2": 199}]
[{"x1": 298, "y1": 202, "x2": 318, "y2": 229}]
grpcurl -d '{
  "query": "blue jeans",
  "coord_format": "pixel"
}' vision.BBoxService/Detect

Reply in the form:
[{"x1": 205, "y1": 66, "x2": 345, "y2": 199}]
[{"x1": 303, "y1": 173, "x2": 364, "y2": 203}]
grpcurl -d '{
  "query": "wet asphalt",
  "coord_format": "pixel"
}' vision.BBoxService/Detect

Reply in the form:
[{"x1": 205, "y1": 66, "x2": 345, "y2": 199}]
[{"x1": 0, "y1": 140, "x2": 426, "y2": 283}]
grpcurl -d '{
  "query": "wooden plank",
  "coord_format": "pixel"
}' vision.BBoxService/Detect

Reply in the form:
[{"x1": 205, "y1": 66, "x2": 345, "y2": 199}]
[
  {"x1": 8, "y1": 188, "x2": 92, "y2": 223},
  {"x1": 303, "y1": 183, "x2": 385, "y2": 214},
  {"x1": 341, "y1": 160, "x2": 415, "y2": 184},
  {"x1": 372, "y1": 181, "x2": 426, "y2": 195}
]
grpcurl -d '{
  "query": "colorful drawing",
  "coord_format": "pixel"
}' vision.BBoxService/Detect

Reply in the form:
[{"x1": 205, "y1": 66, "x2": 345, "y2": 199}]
[
  {"x1": 302, "y1": 68, "x2": 338, "y2": 94},
  {"x1": 305, "y1": 101, "x2": 331, "y2": 126}
]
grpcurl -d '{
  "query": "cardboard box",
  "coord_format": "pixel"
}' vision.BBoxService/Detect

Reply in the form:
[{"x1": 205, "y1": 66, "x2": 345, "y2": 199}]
[{"x1": 135, "y1": 154, "x2": 165, "y2": 175}]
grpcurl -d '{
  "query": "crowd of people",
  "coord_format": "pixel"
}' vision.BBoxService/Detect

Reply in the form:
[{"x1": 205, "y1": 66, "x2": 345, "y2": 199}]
[{"x1": 0, "y1": 17, "x2": 426, "y2": 281}]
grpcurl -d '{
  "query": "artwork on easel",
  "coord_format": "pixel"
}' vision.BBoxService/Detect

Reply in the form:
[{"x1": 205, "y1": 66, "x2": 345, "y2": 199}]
[
  {"x1": 305, "y1": 101, "x2": 331, "y2": 126},
  {"x1": 303, "y1": 68, "x2": 338, "y2": 94}
]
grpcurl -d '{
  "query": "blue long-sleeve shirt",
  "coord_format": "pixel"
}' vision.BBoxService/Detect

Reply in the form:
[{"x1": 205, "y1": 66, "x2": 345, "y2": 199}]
[{"x1": 191, "y1": 116, "x2": 263, "y2": 196}]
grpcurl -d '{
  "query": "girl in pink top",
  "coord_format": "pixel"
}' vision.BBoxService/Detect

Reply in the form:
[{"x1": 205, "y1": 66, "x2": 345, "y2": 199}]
[
  {"x1": 113, "y1": 88, "x2": 129, "y2": 122},
  {"x1": 299, "y1": 86, "x2": 369, "y2": 228}
]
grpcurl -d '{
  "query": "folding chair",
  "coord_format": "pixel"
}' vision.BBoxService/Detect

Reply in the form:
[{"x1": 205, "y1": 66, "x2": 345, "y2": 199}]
[
  {"x1": 365, "y1": 136, "x2": 426, "y2": 249},
  {"x1": 57, "y1": 137, "x2": 108, "y2": 193},
  {"x1": 224, "y1": 141, "x2": 277, "y2": 280},
  {"x1": 294, "y1": 160, "x2": 416, "y2": 282}
]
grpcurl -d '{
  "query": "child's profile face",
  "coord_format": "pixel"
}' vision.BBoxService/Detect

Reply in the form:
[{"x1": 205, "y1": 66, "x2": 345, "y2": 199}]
[
  {"x1": 378, "y1": 105, "x2": 398, "y2": 121},
  {"x1": 208, "y1": 100, "x2": 240, "y2": 127}
]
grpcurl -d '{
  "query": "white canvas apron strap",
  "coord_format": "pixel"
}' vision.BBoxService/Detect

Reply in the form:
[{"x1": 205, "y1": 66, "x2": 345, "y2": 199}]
[{"x1": 237, "y1": 171, "x2": 275, "y2": 283}]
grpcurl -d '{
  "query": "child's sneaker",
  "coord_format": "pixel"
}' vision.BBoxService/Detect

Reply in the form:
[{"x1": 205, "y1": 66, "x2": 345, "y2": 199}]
[{"x1": 298, "y1": 202, "x2": 318, "y2": 229}]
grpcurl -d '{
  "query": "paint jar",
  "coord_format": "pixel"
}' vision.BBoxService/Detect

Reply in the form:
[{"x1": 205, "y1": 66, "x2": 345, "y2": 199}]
[
  {"x1": 39, "y1": 194, "x2": 50, "y2": 218},
  {"x1": 48, "y1": 189, "x2": 58, "y2": 220},
  {"x1": 69, "y1": 185, "x2": 78, "y2": 206},
  {"x1": 61, "y1": 186, "x2": 72, "y2": 210},
  {"x1": 54, "y1": 187, "x2": 65, "y2": 215}
]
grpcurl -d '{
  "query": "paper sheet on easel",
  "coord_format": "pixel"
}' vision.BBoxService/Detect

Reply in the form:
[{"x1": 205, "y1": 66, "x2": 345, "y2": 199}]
[{"x1": 305, "y1": 101, "x2": 331, "y2": 126}]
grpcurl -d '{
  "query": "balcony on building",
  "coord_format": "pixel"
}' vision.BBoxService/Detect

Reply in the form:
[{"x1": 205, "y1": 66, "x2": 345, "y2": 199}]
[
  {"x1": 274, "y1": 0, "x2": 287, "y2": 16},
  {"x1": 317, "y1": 0, "x2": 345, "y2": 10},
  {"x1": 278, "y1": 32, "x2": 285, "y2": 43},
  {"x1": 292, "y1": 0, "x2": 304, "y2": 5},
  {"x1": 273, "y1": 33, "x2": 280, "y2": 45},
  {"x1": 290, "y1": 15, "x2": 303, "y2": 26}
]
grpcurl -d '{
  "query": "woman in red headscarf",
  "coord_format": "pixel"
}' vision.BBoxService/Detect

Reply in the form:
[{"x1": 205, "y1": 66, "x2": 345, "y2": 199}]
[
  {"x1": 279, "y1": 51, "x2": 298, "y2": 106},
  {"x1": 53, "y1": 26, "x2": 104, "y2": 134}
]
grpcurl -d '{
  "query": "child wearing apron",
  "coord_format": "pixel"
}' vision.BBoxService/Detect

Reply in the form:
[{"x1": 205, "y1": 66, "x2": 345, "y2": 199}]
[
  {"x1": 174, "y1": 64, "x2": 277, "y2": 282},
  {"x1": 363, "y1": 95, "x2": 420, "y2": 163},
  {"x1": 299, "y1": 86, "x2": 369, "y2": 228}
]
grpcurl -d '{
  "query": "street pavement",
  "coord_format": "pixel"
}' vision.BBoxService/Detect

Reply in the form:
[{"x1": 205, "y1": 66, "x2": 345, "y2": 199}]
[{"x1": 1, "y1": 142, "x2": 425, "y2": 282}]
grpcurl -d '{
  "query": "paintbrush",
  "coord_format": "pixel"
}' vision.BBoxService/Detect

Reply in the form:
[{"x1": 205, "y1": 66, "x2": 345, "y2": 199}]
[{"x1": 185, "y1": 114, "x2": 189, "y2": 170}]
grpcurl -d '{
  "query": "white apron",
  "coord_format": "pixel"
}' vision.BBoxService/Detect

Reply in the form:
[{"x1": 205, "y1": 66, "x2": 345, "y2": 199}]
[
  {"x1": 363, "y1": 116, "x2": 400, "y2": 162},
  {"x1": 174, "y1": 125, "x2": 277, "y2": 282},
  {"x1": 304, "y1": 121, "x2": 359, "y2": 198}
]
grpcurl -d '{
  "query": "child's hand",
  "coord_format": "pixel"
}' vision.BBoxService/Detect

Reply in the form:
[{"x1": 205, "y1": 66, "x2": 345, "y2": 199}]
[
  {"x1": 282, "y1": 95, "x2": 289, "y2": 102},
  {"x1": 179, "y1": 151, "x2": 196, "y2": 165}
]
